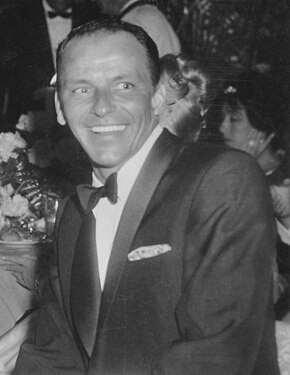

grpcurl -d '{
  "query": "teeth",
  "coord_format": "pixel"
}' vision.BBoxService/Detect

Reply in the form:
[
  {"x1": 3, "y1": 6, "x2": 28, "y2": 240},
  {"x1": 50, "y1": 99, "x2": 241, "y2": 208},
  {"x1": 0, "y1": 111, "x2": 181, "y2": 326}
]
[{"x1": 91, "y1": 125, "x2": 126, "y2": 133}]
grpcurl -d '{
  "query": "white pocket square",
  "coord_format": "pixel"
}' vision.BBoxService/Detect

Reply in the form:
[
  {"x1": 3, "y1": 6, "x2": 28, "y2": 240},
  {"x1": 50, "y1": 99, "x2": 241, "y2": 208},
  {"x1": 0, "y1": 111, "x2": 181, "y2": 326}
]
[{"x1": 128, "y1": 244, "x2": 172, "y2": 261}]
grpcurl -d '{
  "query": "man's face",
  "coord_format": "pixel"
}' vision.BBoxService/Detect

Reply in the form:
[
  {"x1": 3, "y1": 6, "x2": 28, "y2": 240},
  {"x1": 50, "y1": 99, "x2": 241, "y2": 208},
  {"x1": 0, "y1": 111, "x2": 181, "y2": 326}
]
[{"x1": 56, "y1": 32, "x2": 159, "y2": 179}]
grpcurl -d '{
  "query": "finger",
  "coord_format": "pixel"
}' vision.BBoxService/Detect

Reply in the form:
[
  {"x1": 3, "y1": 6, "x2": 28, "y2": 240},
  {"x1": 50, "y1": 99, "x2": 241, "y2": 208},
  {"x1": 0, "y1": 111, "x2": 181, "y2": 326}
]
[
  {"x1": 260, "y1": 133, "x2": 275, "y2": 151},
  {"x1": 253, "y1": 130, "x2": 264, "y2": 144},
  {"x1": 1, "y1": 254, "x2": 34, "y2": 266},
  {"x1": 0, "y1": 258, "x2": 25, "y2": 267},
  {"x1": 11, "y1": 271, "x2": 25, "y2": 285},
  {"x1": 3, "y1": 262, "x2": 22, "y2": 270},
  {"x1": 247, "y1": 128, "x2": 257, "y2": 140},
  {"x1": 250, "y1": 131, "x2": 268, "y2": 156}
]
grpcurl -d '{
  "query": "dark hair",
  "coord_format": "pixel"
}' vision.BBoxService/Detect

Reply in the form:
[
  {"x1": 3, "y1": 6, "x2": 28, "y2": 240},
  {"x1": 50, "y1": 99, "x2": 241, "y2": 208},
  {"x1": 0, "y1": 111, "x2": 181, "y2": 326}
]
[
  {"x1": 56, "y1": 16, "x2": 160, "y2": 87},
  {"x1": 215, "y1": 71, "x2": 287, "y2": 150}
]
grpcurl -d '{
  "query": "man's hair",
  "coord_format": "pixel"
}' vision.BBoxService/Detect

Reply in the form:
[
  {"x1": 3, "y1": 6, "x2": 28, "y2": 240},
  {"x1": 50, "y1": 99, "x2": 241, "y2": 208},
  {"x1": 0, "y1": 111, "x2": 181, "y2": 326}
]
[{"x1": 56, "y1": 16, "x2": 160, "y2": 88}]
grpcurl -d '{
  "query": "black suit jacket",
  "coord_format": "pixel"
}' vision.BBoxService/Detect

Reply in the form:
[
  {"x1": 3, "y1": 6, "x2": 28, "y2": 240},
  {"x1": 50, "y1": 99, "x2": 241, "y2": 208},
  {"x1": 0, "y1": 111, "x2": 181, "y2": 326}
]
[
  {"x1": 14, "y1": 130, "x2": 279, "y2": 374},
  {"x1": 0, "y1": 0, "x2": 100, "y2": 125}
]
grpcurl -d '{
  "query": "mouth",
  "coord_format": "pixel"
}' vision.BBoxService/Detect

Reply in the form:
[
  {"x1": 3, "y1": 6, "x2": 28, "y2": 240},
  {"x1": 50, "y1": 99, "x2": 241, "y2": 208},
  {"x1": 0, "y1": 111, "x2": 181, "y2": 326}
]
[{"x1": 91, "y1": 125, "x2": 126, "y2": 133}]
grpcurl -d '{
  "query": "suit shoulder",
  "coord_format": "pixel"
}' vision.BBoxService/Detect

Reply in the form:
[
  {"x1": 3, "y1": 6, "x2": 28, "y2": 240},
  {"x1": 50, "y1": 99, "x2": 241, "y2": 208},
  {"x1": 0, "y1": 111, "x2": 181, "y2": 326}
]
[{"x1": 177, "y1": 141, "x2": 265, "y2": 180}]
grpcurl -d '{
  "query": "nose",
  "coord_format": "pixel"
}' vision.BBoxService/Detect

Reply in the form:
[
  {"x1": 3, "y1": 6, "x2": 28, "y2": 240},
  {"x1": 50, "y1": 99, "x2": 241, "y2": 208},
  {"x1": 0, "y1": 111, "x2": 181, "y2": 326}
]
[
  {"x1": 91, "y1": 91, "x2": 116, "y2": 117},
  {"x1": 219, "y1": 114, "x2": 230, "y2": 137}
]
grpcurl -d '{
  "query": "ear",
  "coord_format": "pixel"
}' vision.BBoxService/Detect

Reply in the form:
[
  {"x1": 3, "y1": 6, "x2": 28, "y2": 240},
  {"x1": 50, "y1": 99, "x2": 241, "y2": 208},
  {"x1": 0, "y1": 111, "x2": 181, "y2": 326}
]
[
  {"x1": 54, "y1": 91, "x2": 66, "y2": 126},
  {"x1": 151, "y1": 82, "x2": 166, "y2": 116}
]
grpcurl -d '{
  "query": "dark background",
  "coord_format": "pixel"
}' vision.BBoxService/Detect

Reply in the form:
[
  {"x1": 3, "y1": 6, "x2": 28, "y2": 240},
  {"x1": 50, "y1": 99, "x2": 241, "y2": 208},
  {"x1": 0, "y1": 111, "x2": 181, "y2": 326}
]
[{"x1": 1, "y1": 0, "x2": 289, "y2": 131}]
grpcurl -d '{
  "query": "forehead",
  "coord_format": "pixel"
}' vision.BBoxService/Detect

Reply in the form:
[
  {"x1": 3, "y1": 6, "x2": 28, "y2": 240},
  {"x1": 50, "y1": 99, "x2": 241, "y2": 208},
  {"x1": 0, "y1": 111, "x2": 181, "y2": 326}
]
[
  {"x1": 59, "y1": 31, "x2": 151, "y2": 80},
  {"x1": 222, "y1": 101, "x2": 244, "y2": 114}
]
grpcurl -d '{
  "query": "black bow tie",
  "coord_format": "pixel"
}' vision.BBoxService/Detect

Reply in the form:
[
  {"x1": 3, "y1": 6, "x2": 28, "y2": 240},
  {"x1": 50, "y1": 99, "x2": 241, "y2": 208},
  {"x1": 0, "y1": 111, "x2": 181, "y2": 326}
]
[
  {"x1": 77, "y1": 173, "x2": 118, "y2": 214},
  {"x1": 47, "y1": 10, "x2": 72, "y2": 19}
]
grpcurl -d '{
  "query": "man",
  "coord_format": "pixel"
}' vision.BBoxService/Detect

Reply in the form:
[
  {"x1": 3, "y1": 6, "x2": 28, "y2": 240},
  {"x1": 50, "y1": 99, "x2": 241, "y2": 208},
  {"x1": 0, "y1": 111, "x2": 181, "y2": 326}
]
[
  {"x1": 14, "y1": 18, "x2": 279, "y2": 374},
  {"x1": 100, "y1": 0, "x2": 181, "y2": 57},
  {"x1": 0, "y1": 0, "x2": 100, "y2": 127}
]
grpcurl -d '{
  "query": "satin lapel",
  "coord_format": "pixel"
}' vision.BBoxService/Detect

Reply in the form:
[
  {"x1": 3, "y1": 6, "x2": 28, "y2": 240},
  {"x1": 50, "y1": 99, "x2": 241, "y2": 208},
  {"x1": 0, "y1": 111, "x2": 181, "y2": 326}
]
[
  {"x1": 70, "y1": 212, "x2": 102, "y2": 357},
  {"x1": 57, "y1": 197, "x2": 83, "y2": 327},
  {"x1": 96, "y1": 130, "x2": 183, "y2": 333}
]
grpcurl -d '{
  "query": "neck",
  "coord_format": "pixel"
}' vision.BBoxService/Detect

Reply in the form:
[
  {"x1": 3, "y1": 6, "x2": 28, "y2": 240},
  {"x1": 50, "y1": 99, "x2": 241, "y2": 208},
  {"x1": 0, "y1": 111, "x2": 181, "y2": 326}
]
[{"x1": 92, "y1": 167, "x2": 120, "y2": 184}]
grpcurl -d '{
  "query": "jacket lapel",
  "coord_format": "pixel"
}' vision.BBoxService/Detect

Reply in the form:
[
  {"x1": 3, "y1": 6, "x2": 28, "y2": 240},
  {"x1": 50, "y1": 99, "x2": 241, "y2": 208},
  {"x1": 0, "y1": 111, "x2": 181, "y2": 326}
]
[
  {"x1": 95, "y1": 130, "x2": 183, "y2": 334},
  {"x1": 70, "y1": 213, "x2": 102, "y2": 357},
  {"x1": 58, "y1": 197, "x2": 101, "y2": 358},
  {"x1": 57, "y1": 197, "x2": 82, "y2": 326}
]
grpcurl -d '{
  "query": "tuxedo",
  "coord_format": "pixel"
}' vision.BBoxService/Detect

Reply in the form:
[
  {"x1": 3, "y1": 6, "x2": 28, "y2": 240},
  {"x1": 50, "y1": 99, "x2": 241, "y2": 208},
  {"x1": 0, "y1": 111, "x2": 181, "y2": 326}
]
[
  {"x1": 0, "y1": 0, "x2": 100, "y2": 126},
  {"x1": 14, "y1": 130, "x2": 279, "y2": 374}
]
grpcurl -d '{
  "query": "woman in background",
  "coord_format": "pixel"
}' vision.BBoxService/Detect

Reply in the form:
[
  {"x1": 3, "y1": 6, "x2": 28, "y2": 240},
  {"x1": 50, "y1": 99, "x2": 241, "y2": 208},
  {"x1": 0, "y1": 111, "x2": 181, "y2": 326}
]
[
  {"x1": 211, "y1": 70, "x2": 290, "y2": 374},
  {"x1": 157, "y1": 53, "x2": 208, "y2": 142}
]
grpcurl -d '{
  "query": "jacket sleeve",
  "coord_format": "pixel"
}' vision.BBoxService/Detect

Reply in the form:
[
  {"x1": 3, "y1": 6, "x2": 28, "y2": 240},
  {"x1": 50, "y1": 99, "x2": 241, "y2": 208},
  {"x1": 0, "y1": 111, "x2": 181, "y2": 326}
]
[
  {"x1": 13, "y1": 198, "x2": 85, "y2": 375},
  {"x1": 154, "y1": 151, "x2": 279, "y2": 374}
]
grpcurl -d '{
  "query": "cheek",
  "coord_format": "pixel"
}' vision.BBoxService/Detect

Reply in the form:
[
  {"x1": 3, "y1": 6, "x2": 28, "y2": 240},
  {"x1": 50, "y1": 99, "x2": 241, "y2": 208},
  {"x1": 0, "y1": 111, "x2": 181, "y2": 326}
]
[
  {"x1": 63, "y1": 102, "x2": 87, "y2": 127},
  {"x1": 232, "y1": 125, "x2": 249, "y2": 145}
]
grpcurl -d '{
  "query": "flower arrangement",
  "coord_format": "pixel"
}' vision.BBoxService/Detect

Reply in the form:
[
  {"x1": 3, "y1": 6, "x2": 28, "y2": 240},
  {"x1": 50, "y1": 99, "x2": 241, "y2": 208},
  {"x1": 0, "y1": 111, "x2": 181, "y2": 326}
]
[
  {"x1": 0, "y1": 112, "x2": 89, "y2": 242},
  {"x1": 0, "y1": 128, "x2": 51, "y2": 241}
]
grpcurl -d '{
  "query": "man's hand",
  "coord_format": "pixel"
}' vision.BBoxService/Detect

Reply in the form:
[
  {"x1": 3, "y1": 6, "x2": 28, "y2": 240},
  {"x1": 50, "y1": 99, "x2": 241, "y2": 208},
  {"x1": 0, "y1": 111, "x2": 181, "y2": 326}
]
[
  {"x1": 271, "y1": 179, "x2": 290, "y2": 229},
  {"x1": 0, "y1": 253, "x2": 45, "y2": 291}
]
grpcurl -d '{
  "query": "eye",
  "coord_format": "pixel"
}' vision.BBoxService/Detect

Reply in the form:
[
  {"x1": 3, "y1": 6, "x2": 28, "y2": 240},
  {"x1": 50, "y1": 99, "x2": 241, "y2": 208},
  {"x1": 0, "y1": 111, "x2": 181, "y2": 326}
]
[
  {"x1": 115, "y1": 82, "x2": 134, "y2": 90},
  {"x1": 230, "y1": 113, "x2": 242, "y2": 122},
  {"x1": 72, "y1": 87, "x2": 93, "y2": 95}
]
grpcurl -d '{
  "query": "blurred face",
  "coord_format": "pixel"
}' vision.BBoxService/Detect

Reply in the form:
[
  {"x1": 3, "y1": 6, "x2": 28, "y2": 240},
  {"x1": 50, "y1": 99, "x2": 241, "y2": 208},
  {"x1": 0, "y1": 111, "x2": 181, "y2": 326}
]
[
  {"x1": 219, "y1": 104, "x2": 255, "y2": 150},
  {"x1": 46, "y1": 0, "x2": 72, "y2": 11},
  {"x1": 99, "y1": 0, "x2": 125, "y2": 15},
  {"x1": 56, "y1": 32, "x2": 159, "y2": 180}
]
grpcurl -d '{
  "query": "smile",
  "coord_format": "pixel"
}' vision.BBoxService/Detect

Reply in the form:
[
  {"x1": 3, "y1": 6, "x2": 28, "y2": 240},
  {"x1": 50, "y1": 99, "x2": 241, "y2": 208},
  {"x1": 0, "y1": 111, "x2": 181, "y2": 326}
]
[{"x1": 91, "y1": 125, "x2": 126, "y2": 133}]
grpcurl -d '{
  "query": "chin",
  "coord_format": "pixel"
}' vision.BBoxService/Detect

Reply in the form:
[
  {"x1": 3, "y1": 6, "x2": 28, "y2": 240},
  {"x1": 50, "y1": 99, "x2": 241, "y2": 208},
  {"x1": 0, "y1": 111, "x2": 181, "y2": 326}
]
[{"x1": 90, "y1": 154, "x2": 126, "y2": 170}]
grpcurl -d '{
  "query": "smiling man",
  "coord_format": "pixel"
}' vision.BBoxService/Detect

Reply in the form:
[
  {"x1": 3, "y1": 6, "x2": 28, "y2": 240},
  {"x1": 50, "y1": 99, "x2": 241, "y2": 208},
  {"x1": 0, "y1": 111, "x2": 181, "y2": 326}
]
[
  {"x1": 14, "y1": 17, "x2": 279, "y2": 375},
  {"x1": 55, "y1": 26, "x2": 159, "y2": 182}
]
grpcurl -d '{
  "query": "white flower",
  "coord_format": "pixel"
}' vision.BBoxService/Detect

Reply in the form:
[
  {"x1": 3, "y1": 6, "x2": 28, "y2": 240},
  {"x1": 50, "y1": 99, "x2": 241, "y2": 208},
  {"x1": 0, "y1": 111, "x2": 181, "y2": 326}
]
[
  {"x1": 0, "y1": 183, "x2": 14, "y2": 197},
  {"x1": 0, "y1": 132, "x2": 27, "y2": 162},
  {"x1": 0, "y1": 192, "x2": 30, "y2": 218},
  {"x1": 15, "y1": 112, "x2": 35, "y2": 132}
]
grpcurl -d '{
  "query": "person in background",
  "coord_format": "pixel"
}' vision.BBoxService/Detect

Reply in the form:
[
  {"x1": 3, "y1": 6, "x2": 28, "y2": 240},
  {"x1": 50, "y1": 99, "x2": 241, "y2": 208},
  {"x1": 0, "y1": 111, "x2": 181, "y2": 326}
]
[
  {"x1": 99, "y1": 0, "x2": 181, "y2": 57},
  {"x1": 211, "y1": 71, "x2": 290, "y2": 316},
  {"x1": 13, "y1": 17, "x2": 278, "y2": 374},
  {"x1": 0, "y1": 0, "x2": 101, "y2": 128},
  {"x1": 160, "y1": 66, "x2": 290, "y2": 372},
  {"x1": 157, "y1": 53, "x2": 207, "y2": 142}
]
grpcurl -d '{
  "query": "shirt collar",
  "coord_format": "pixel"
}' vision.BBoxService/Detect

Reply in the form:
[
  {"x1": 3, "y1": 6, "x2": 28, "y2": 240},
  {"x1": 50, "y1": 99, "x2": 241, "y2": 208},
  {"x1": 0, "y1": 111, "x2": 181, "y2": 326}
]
[{"x1": 92, "y1": 125, "x2": 163, "y2": 202}]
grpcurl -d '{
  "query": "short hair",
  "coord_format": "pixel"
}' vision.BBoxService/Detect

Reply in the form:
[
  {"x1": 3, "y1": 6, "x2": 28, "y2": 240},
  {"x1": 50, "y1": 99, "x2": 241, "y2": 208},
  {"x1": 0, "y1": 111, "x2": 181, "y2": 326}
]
[{"x1": 56, "y1": 16, "x2": 160, "y2": 88}]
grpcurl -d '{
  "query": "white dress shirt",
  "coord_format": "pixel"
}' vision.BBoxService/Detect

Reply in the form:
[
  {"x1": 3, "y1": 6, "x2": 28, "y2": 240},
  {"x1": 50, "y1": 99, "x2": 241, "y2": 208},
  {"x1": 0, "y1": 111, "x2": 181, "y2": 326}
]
[
  {"x1": 92, "y1": 125, "x2": 163, "y2": 289},
  {"x1": 42, "y1": 0, "x2": 72, "y2": 68}
]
